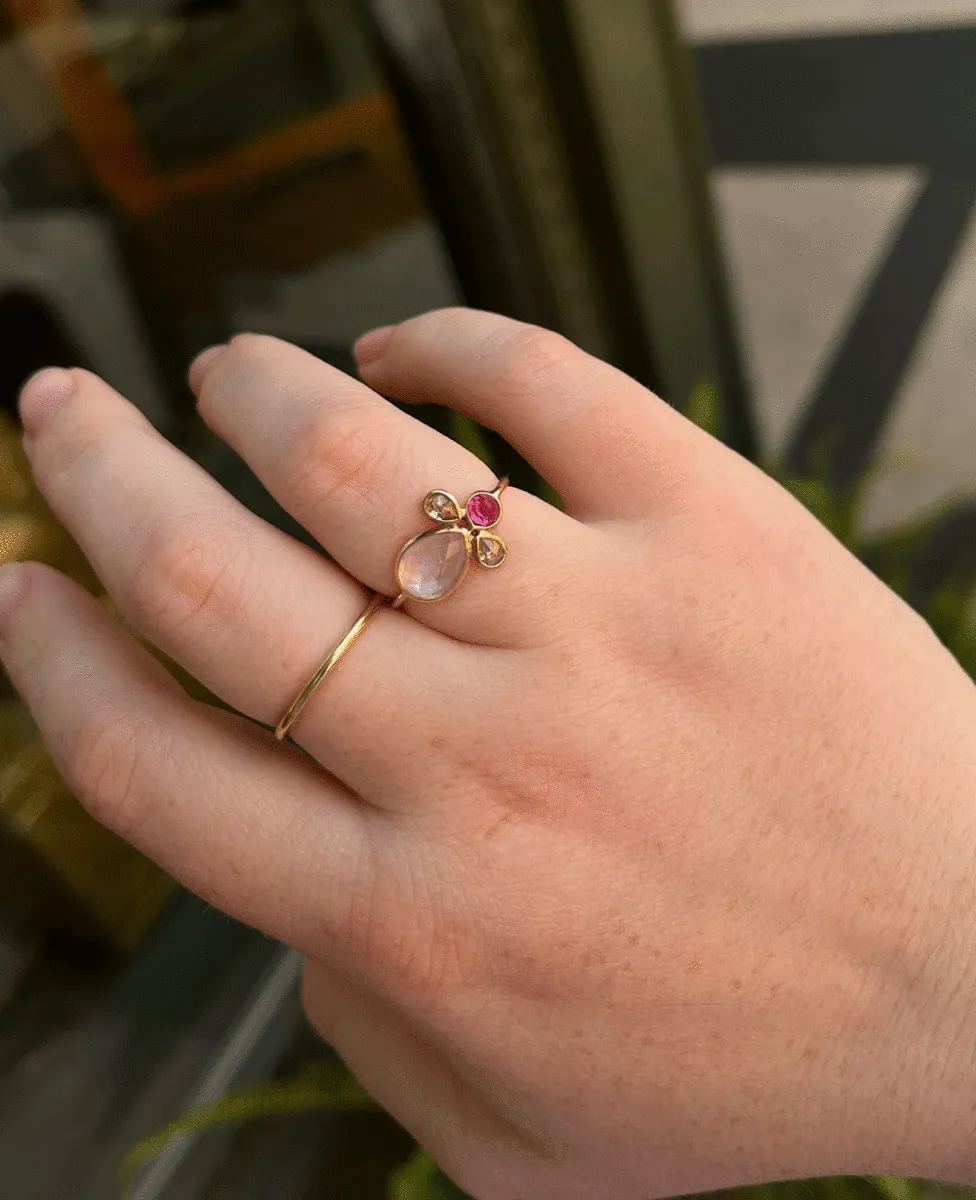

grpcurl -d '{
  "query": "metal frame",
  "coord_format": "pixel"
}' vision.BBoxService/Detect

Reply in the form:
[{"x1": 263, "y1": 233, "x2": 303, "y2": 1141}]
[{"x1": 367, "y1": 0, "x2": 757, "y2": 457}]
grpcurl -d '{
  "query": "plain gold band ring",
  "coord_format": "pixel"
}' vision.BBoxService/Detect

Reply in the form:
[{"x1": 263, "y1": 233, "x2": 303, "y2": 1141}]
[{"x1": 275, "y1": 592, "x2": 385, "y2": 742}]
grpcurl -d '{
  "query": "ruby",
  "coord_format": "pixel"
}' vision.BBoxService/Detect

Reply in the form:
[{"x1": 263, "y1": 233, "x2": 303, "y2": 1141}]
[{"x1": 466, "y1": 492, "x2": 501, "y2": 528}]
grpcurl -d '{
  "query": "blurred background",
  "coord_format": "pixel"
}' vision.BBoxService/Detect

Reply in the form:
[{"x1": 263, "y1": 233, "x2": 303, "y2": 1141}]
[{"x1": 0, "y1": 1, "x2": 973, "y2": 1196}]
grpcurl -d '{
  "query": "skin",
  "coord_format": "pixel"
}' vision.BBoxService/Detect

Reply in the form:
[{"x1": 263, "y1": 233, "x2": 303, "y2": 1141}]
[{"x1": 1, "y1": 307, "x2": 975, "y2": 1199}]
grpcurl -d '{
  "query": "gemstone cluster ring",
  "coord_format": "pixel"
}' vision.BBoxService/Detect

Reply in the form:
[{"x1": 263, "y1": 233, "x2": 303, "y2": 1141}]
[
  {"x1": 275, "y1": 478, "x2": 509, "y2": 741},
  {"x1": 392, "y1": 476, "x2": 509, "y2": 605}
]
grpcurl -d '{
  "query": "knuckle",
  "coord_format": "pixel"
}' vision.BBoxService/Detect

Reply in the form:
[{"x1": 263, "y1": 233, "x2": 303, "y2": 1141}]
[
  {"x1": 128, "y1": 515, "x2": 249, "y2": 640},
  {"x1": 67, "y1": 710, "x2": 147, "y2": 838},
  {"x1": 221, "y1": 332, "x2": 287, "y2": 383},
  {"x1": 494, "y1": 326, "x2": 574, "y2": 392},
  {"x1": 228, "y1": 331, "x2": 280, "y2": 357},
  {"x1": 285, "y1": 403, "x2": 395, "y2": 514},
  {"x1": 396, "y1": 306, "x2": 470, "y2": 354},
  {"x1": 197, "y1": 333, "x2": 281, "y2": 417}
]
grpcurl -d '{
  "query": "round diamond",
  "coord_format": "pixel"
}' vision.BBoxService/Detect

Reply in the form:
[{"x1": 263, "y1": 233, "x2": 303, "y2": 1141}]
[{"x1": 466, "y1": 492, "x2": 501, "y2": 528}]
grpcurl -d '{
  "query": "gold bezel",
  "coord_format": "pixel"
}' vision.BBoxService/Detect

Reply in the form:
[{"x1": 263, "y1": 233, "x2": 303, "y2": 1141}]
[
  {"x1": 474, "y1": 530, "x2": 507, "y2": 569},
  {"x1": 465, "y1": 491, "x2": 504, "y2": 531},
  {"x1": 395, "y1": 527, "x2": 472, "y2": 602},
  {"x1": 422, "y1": 489, "x2": 462, "y2": 524}
]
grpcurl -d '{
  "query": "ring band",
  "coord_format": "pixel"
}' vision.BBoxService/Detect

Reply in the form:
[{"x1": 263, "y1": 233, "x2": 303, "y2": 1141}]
[
  {"x1": 275, "y1": 592, "x2": 385, "y2": 742},
  {"x1": 275, "y1": 476, "x2": 509, "y2": 742}
]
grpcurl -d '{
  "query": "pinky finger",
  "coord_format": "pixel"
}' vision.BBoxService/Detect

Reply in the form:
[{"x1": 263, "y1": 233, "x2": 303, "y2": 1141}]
[{"x1": 0, "y1": 562, "x2": 369, "y2": 955}]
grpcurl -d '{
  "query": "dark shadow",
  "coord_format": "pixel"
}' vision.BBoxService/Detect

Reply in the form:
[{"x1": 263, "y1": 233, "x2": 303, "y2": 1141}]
[
  {"x1": 0, "y1": 290, "x2": 90, "y2": 420},
  {"x1": 697, "y1": 27, "x2": 976, "y2": 169}
]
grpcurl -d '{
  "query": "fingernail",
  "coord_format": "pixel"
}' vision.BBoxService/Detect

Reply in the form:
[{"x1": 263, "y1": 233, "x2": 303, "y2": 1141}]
[
  {"x1": 19, "y1": 368, "x2": 76, "y2": 437},
  {"x1": 0, "y1": 563, "x2": 29, "y2": 632},
  {"x1": 188, "y1": 345, "x2": 225, "y2": 393},
  {"x1": 354, "y1": 325, "x2": 396, "y2": 367}
]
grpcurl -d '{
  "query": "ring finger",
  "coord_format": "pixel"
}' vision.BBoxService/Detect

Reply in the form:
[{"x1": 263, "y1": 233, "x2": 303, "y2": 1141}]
[
  {"x1": 191, "y1": 334, "x2": 586, "y2": 648},
  {"x1": 18, "y1": 367, "x2": 478, "y2": 805}
]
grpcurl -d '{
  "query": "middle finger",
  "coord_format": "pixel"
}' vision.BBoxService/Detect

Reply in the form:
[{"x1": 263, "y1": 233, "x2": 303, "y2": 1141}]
[{"x1": 192, "y1": 334, "x2": 582, "y2": 648}]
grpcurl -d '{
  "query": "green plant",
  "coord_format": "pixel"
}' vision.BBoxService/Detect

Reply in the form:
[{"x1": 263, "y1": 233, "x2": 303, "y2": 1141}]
[{"x1": 118, "y1": 1060, "x2": 375, "y2": 1197}]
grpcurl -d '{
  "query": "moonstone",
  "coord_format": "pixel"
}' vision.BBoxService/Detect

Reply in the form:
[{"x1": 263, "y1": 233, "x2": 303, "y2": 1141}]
[{"x1": 397, "y1": 529, "x2": 468, "y2": 600}]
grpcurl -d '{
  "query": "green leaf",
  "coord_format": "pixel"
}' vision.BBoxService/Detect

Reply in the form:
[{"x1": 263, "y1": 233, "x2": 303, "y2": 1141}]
[
  {"x1": 450, "y1": 413, "x2": 494, "y2": 466},
  {"x1": 868, "y1": 1177, "x2": 924, "y2": 1200},
  {"x1": 687, "y1": 378, "x2": 724, "y2": 440},
  {"x1": 387, "y1": 1150, "x2": 468, "y2": 1200},
  {"x1": 118, "y1": 1059, "x2": 374, "y2": 1198},
  {"x1": 765, "y1": 460, "x2": 872, "y2": 552}
]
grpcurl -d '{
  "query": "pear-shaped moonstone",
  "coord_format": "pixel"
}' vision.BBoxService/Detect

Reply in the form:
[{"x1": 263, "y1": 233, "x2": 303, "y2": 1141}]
[{"x1": 397, "y1": 529, "x2": 468, "y2": 600}]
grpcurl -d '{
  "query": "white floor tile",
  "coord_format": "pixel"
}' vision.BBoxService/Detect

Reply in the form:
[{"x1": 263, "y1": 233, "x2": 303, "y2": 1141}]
[
  {"x1": 713, "y1": 167, "x2": 923, "y2": 461},
  {"x1": 678, "y1": 0, "x2": 976, "y2": 43}
]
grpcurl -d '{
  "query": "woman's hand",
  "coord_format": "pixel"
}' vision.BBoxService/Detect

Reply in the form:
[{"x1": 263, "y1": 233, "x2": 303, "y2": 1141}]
[{"x1": 2, "y1": 309, "x2": 975, "y2": 1199}]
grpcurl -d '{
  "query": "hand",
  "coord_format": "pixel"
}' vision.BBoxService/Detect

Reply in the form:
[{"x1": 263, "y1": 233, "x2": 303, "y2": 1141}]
[{"x1": 3, "y1": 309, "x2": 975, "y2": 1199}]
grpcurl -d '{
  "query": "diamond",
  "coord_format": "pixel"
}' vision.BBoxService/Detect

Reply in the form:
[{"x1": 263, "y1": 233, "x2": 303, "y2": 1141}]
[
  {"x1": 423, "y1": 491, "x2": 460, "y2": 523},
  {"x1": 397, "y1": 529, "x2": 469, "y2": 600},
  {"x1": 466, "y1": 492, "x2": 501, "y2": 528},
  {"x1": 475, "y1": 532, "x2": 506, "y2": 568}
]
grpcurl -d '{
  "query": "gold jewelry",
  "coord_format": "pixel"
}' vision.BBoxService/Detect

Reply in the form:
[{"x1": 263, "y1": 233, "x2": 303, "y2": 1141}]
[
  {"x1": 393, "y1": 477, "x2": 509, "y2": 604},
  {"x1": 275, "y1": 592, "x2": 385, "y2": 741},
  {"x1": 275, "y1": 477, "x2": 509, "y2": 740}
]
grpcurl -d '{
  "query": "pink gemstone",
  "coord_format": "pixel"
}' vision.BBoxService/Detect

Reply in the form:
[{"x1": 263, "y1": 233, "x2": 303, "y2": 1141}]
[
  {"x1": 396, "y1": 529, "x2": 469, "y2": 600},
  {"x1": 466, "y1": 492, "x2": 501, "y2": 528}
]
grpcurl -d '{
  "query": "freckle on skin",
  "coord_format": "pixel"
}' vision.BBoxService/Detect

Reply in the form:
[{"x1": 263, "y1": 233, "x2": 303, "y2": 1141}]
[
  {"x1": 628, "y1": 933, "x2": 640, "y2": 946},
  {"x1": 687, "y1": 957, "x2": 703, "y2": 976},
  {"x1": 685, "y1": 593, "x2": 700, "y2": 608},
  {"x1": 484, "y1": 812, "x2": 513, "y2": 839},
  {"x1": 654, "y1": 840, "x2": 665, "y2": 854},
  {"x1": 862, "y1": 894, "x2": 876, "y2": 910},
  {"x1": 430, "y1": 735, "x2": 447, "y2": 752},
  {"x1": 730, "y1": 977, "x2": 743, "y2": 991},
  {"x1": 727, "y1": 899, "x2": 739, "y2": 912}
]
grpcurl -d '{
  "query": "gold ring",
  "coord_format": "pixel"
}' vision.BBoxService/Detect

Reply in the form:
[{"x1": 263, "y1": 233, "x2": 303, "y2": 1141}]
[
  {"x1": 275, "y1": 592, "x2": 385, "y2": 741},
  {"x1": 392, "y1": 476, "x2": 509, "y2": 605},
  {"x1": 275, "y1": 477, "x2": 509, "y2": 741}
]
